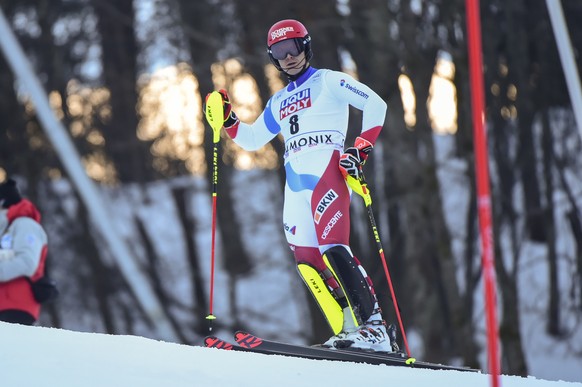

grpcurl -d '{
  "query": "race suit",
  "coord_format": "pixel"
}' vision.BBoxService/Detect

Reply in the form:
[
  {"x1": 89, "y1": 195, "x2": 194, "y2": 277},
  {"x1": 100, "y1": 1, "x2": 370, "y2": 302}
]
[{"x1": 225, "y1": 66, "x2": 387, "y2": 270}]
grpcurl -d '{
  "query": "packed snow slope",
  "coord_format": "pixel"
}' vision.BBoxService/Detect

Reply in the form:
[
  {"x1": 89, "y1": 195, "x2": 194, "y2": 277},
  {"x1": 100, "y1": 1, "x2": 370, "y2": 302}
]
[{"x1": 0, "y1": 322, "x2": 579, "y2": 387}]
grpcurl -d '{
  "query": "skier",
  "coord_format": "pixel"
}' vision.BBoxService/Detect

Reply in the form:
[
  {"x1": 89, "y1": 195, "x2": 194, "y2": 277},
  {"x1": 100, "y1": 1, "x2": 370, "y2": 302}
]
[
  {"x1": 0, "y1": 178, "x2": 49, "y2": 325},
  {"x1": 206, "y1": 19, "x2": 395, "y2": 352}
]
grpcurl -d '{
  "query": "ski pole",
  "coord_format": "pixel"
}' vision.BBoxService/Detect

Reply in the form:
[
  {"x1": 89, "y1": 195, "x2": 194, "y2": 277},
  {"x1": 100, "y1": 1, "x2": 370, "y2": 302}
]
[
  {"x1": 204, "y1": 91, "x2": 224, "y2": 332},
  {"x1": 345, "y1": 173, "x2": 412, "y2": 357}
]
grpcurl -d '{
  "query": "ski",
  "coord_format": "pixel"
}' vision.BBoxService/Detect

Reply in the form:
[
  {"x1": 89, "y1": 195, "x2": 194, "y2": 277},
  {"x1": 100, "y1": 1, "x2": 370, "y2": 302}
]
[
  {"x1": 233, "y1": 331, "x2": 479, "y2": 373},
  {"x1": 204, "y1": 335, "x2": 273, "y2": 355},
  {"x1": 206, "y1": 333, "x2": 409, "y2": 366},
  {"x1": 204, "y1": 336, "x2": 242, "y2": 351},
  {"x1": 205, "y1": 332, "x2": 478, "y2": 373}
]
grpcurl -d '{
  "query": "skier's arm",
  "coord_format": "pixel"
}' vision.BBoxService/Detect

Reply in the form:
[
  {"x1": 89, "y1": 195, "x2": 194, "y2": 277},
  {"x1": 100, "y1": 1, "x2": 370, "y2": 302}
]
[
  {"x1": 325, "y1": 71, "x2": 387, "y2": 179},
  {"x1": 206, "y1": 89, "x2": 280, "y2": 151},
  {"x1": 0, "y1": 218, "x2": 45, "y2": 281},
  {"x1": 228, "y1": 99, "x2": 281, "y2": 151},
  {"x1": 325, "y1": 70, "x2": 387, "y2": 147}
]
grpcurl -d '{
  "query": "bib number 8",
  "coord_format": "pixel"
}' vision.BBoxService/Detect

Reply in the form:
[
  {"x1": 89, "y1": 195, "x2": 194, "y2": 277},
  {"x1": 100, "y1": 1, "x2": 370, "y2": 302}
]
[{"x1": 289, "y1": 114, "x2": 299, "y2": 134}]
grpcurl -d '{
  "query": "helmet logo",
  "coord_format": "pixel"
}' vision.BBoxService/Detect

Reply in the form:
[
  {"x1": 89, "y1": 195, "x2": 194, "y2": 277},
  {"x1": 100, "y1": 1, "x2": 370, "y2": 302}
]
[{"x1": 271, "y1": 27, "x2": 295, "y2": 40}]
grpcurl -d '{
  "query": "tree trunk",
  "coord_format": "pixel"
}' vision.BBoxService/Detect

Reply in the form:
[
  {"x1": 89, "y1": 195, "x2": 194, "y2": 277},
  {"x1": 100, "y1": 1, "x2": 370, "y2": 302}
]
[
  {"x1": 541, "y1": 110, "x2": 560, "y2": 336},
  {"x1": 92, "y1": 0, "x2": 155, "y2": 183},
  {"x1": 173, "y1": 186, "x2": 208, "y2": 333}
]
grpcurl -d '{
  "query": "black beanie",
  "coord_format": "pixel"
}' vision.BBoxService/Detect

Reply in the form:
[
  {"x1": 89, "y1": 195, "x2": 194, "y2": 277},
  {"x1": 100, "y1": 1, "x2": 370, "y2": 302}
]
[{"x1": 0, "y1": 178, "x2": 23, "y2": 209}]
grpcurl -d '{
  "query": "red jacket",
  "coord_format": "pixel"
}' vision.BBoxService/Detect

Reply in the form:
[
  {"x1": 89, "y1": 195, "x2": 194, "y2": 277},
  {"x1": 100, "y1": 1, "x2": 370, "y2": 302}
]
[{"x1": 0, "y1": 200, "x2": 47, "y2": 319}]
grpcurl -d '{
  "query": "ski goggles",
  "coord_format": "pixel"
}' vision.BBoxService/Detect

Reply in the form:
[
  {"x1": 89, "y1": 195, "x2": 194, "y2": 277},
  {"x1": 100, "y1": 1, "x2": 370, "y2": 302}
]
[{"x1": 269, "y1": 38, "x2": 304, "y2": 60}]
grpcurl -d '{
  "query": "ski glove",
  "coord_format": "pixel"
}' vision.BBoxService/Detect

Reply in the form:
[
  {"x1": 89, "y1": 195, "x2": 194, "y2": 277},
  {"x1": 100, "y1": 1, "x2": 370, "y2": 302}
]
[
  {"x1": 217, "y1": 89, "x2": 239, "y2": 129},
  {"x1": 204, "y1": 89, "x2": 239, "y2": 129},
  {"x1": 339, "y1": 136, "x2": 373, "y2": 180}
]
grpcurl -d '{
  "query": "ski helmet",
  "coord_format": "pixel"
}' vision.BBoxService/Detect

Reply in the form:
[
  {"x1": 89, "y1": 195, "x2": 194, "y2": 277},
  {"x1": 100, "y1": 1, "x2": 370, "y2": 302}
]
[{"x1": 266, "y1": 19, "x2": 312, "y2": 71}]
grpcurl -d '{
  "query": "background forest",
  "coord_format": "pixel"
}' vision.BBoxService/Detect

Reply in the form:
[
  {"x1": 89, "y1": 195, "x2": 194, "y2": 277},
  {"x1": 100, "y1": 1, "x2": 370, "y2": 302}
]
[{"x1": 0, "y1": 0, "x2": 581, "y2": 382}]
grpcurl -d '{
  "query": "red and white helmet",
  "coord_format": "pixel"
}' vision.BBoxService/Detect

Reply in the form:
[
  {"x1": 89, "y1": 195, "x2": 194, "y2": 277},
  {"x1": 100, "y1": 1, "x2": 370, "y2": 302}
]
[
  {"x1": 267, "y1": 19, "x2": 309, "y2": 47},
  {"x1": 266, "y1": 19, "x2": 312, "y2": 70}
]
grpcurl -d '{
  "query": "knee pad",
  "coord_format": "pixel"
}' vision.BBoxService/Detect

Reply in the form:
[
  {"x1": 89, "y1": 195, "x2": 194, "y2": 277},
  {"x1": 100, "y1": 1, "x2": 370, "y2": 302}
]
[{"x1": 322, "y1": 246, "x2": 375, "y2": 324}]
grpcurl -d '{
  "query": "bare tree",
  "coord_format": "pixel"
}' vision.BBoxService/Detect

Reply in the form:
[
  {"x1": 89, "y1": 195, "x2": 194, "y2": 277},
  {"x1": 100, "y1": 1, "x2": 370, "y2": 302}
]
[{"x1": 92, "y1": 0, "x2": 156, "y2": 183}]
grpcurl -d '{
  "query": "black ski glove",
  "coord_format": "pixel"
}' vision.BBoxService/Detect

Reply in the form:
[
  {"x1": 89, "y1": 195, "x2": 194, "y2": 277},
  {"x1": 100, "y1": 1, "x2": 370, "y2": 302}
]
[{"x1": 339, "y1": 136, "x2": 373, "y2": 180}]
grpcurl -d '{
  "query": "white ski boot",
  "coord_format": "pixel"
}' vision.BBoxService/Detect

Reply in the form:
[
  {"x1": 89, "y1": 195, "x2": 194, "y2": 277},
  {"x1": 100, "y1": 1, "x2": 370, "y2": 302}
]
[
  {"x1": 322, "y1": 331, "x2": 348, "y2": 348},
  {"x1": 335, "y1": 322, "x2": 393, "y2": 352},
  {"x1": 321, "y1": 306, "x2": 359, "y2": 348}
]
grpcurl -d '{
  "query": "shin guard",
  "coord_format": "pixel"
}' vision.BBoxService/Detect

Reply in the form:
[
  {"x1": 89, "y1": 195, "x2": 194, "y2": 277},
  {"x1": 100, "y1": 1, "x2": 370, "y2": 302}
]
[
  {"x1": 297, "y1": 263, "x2": 358, "y2": 334},
  {"x1": 322, "y1": 246, "x2": 376, "y2": 325}
]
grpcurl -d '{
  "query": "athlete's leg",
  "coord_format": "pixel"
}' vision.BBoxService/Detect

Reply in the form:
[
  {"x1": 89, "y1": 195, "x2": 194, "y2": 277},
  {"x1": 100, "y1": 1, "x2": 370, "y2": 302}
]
[
  {"x1": 282, "y1": 157, "x2": 353, "y2": 334},
  {"x1": 311, "y1": 152, "x2": 384, "y2": 329},
  {"x1": 283, "y1": 151, "x2": 388, "y2": 349}
]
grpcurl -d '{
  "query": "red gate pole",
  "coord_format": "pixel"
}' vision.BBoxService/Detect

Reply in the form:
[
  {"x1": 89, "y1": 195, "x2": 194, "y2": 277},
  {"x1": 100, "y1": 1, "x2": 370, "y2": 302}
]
[{"x1": 465, "y1": 1, "x2": 501, "y2": 386}]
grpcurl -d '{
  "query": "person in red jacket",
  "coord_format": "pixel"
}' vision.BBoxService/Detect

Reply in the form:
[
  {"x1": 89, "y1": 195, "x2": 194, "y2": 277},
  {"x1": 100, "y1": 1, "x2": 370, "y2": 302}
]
[{"x1": 0, "y1": 178, "x2": 48, "y2": 325}]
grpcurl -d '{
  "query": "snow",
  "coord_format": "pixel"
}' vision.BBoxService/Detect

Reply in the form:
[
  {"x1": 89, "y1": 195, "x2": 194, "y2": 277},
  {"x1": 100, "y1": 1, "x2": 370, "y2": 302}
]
[
  {"x1": 1, "y1": 322, "x2": 579, "y2": 387},
  {"x1": 34, "y1": 167, "x2": 582, "y2": 383}
]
